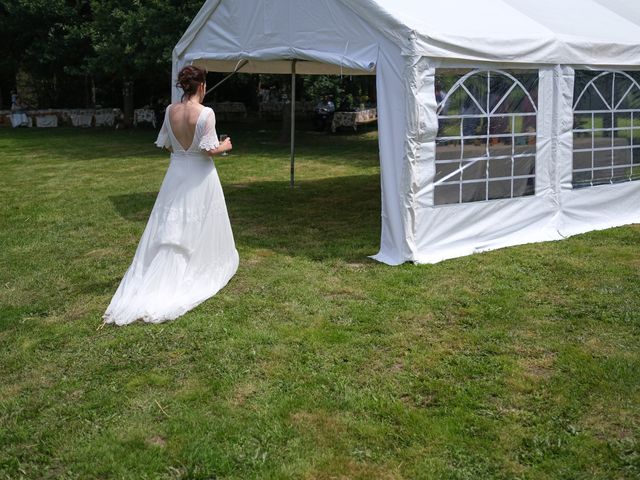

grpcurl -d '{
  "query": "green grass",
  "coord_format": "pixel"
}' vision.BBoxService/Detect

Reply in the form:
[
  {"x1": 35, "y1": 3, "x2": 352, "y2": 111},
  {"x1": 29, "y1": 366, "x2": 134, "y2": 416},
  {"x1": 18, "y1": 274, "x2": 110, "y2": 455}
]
[{"x1": 1, "y1": 124, "x2": 639, "y2": 479}]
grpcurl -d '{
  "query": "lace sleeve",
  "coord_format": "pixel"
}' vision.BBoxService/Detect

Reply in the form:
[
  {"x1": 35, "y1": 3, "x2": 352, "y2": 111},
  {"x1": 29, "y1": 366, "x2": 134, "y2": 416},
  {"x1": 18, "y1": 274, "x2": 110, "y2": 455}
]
[
  {"x1": 154, "y1": 108, "x2": 171, "y2": 149},
  {"x1": 199, "y1": 108, "x2": 220, "y2": 151}
]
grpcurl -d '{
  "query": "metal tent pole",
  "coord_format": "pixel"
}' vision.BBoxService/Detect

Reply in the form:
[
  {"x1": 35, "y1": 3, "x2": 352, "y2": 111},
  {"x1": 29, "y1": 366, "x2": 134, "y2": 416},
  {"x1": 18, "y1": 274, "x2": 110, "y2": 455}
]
[
  {"x1": 290, "y1": 60, "x2": 297, "y2": 189},
  {"x1": 204, "y1": 59, "x2": 249, "y2": 97}
]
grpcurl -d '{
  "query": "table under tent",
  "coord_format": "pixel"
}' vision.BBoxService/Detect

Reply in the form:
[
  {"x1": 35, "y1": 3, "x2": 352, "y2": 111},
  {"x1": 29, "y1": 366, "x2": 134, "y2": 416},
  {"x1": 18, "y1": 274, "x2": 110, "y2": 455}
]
[{"x1": 172, "y1": 0, "x2": 640, "y2": 265}]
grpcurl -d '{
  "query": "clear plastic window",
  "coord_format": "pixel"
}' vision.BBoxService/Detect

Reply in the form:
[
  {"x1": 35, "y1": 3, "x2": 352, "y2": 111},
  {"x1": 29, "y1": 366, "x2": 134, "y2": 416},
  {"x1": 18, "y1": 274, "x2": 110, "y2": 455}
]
[
  {"x1": 434, "y1": 69, "x2": 538, "y2": 206},
  {"x1": 572, "y1": 71, "x2": 640, "y2": 188}
]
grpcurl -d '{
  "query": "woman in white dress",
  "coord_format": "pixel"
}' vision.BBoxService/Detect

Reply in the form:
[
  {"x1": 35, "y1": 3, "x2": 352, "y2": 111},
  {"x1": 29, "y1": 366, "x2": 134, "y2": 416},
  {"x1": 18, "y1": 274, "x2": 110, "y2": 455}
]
[{"x1": 103, "y1": 65, "x2": 239, "y2": 326}]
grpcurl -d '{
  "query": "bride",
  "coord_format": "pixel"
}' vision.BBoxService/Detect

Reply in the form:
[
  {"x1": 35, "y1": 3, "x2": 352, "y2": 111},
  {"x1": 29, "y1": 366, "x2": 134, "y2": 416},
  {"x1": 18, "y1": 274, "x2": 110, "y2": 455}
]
[{"x1": 103, "y1": 65, "x2": 239, "y2": 326}]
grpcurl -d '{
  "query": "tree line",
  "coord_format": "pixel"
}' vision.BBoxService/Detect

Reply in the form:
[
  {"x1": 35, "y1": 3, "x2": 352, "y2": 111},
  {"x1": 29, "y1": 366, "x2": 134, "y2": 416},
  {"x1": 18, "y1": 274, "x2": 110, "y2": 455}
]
[
  {"x1": 0, "y1": 1, "x2": 374, "y2": 123},
  {"x1": 1, "y1": 0, "x2": 202, "y2": 118}
]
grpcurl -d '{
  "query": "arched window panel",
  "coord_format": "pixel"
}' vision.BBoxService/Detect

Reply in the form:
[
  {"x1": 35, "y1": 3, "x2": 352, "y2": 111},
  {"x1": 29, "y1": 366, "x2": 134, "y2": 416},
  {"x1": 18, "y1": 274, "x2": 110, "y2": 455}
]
[
  {"x1": 434, "y1": 69, "x2": 538, "y2": 206},
  {"x1": 572, "y1": 70, "x2": 640, "y2": 189}
]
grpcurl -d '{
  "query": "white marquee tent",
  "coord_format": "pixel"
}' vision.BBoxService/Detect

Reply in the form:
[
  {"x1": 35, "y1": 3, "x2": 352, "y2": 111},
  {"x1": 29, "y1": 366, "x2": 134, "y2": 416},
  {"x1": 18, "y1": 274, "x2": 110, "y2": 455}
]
[{"x1": 173, "y1": 0, "x2": 640, "y2": 265}]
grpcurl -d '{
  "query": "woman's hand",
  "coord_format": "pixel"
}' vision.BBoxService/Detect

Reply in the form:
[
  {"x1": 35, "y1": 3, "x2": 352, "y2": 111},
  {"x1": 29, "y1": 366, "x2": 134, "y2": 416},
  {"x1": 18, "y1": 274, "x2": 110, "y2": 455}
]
[
  {"x1": 206, "y1": 137, "x2": 232, "y2": 157},
  {"x1": 219, "y1": 137, "x2": 232, "y2": 153}
]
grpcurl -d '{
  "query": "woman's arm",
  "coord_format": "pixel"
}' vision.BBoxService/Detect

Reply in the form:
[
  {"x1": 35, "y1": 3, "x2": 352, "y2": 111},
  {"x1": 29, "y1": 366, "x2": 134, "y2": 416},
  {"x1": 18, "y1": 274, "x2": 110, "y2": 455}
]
[{"x1": 199, "y1": 109, "x2": 232, "y2": 156}]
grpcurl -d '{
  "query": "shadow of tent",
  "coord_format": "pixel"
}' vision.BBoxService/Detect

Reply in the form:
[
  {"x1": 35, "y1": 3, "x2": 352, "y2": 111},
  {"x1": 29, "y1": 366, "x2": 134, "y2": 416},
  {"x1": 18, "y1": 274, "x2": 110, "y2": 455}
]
[{"x1": 109, "y1": 174, "x2": 381, "y2": 262}]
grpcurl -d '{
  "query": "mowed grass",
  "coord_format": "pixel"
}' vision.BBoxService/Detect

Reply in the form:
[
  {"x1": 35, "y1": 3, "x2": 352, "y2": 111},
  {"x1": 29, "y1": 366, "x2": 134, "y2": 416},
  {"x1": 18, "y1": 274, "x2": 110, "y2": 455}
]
[{"x1": 0, "y1": 124, "x2": 639, "y2": 480}]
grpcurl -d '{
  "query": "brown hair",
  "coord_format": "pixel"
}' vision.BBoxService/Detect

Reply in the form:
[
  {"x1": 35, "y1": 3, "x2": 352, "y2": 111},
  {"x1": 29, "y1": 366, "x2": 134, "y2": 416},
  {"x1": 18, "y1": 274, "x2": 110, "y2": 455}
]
[{"x1": 176, "y1": 65, "x2": 206, "y2": 101}]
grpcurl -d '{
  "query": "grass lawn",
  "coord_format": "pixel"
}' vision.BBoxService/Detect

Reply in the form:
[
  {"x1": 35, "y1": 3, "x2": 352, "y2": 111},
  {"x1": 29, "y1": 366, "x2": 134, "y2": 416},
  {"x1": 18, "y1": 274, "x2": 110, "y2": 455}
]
[{"x1": 1, "y1": 124, "x2": 639, "y2": 479}]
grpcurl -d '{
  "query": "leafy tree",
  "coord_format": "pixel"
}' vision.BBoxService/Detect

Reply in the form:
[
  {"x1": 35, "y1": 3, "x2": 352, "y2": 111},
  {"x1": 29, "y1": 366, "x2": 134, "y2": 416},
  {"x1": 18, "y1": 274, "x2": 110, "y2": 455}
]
[
  {"x1": 0, "y1": 0, "x2": 92, "y2": 107},
  {"x1": 83, "y1": 0, "x2": 202, "y2": 123},
  {"x1": 303, "y1": 75, "x2": 375, "y2": 110},
  {"x1": 1, "y1": 0, "x2": 202, "y2": 115}
]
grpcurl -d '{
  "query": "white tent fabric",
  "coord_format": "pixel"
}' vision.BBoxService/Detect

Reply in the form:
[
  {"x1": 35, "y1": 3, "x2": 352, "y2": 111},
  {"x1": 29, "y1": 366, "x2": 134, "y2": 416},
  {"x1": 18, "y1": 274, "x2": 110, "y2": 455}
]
[
  {"x1": 173, "y1": 0, "x2": 640, "y2": 265},
  {"x1": 343, "y1": 0, "x2": 640, "y2": 65}
]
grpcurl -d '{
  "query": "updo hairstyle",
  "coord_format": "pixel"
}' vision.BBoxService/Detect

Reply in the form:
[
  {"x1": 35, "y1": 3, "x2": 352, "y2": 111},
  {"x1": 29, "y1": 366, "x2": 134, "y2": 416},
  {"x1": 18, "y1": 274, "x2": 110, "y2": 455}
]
[{"x1": 176, "y1": 65, "x2": 207, "y2": 101}]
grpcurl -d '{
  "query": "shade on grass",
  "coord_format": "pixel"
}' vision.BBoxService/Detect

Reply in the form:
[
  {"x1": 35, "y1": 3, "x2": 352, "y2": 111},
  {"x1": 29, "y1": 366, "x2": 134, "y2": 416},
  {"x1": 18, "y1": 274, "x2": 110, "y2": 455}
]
[{"x1": 0, "y1": 125, "x2": 639, "y2": 479}]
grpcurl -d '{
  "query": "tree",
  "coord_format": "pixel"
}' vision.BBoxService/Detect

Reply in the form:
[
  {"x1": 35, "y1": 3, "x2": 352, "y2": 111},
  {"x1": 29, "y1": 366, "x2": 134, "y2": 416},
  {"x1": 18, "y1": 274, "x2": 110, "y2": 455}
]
[
  {"x1": 84, "y1": 0, "x2": 202, "y2": 124},
  {"x1": 0, "y1": 0, "x2": 93, "y2": 107},
  {"x1": 1, "y1": 0, "x2": 203, "y2": 114}
]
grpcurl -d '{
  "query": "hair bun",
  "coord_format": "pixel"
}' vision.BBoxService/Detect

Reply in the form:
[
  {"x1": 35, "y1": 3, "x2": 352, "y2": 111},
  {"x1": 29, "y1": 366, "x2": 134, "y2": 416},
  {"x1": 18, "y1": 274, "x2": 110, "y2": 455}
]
[{"x1": 176, "y1": 65, "x2": 207, "y2": 100}]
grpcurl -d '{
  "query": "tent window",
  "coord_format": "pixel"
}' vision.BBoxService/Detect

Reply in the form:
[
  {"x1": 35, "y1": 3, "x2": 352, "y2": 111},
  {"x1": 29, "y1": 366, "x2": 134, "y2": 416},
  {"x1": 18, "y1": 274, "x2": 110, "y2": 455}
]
[
  {"x1": 572, "y1": 71, "x2": 640, "y2": 189},
  {"x1": 434, "y1": 69, "x2": 538, "y2": 206}
]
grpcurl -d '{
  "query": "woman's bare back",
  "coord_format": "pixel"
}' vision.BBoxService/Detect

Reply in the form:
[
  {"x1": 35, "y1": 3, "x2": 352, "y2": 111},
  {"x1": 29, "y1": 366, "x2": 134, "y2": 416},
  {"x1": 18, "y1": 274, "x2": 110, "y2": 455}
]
[{"x1": 168, "y1": 102, "x2": 205, "y2": 151}]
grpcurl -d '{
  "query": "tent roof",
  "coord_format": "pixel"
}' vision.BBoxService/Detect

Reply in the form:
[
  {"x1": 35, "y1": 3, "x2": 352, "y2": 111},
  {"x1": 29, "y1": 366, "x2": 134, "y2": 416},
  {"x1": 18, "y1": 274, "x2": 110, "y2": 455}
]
[
  {"x1": 340, "y1": 0, "x2": 640, "y2": 65},
  {"x1": 176, "y1": 0, "x2": 640, "y2": 68}
]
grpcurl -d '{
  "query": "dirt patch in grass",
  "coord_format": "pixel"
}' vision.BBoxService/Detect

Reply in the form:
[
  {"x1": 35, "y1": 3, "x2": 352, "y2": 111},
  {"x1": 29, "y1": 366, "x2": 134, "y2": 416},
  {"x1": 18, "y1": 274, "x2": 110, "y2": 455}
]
[
  {"x1": 303, "y1": 456, "x2": 404, "y2": 480},
  {"x1": 517, "y1": 352, "x2": 556, "y2": 382},
  {"x1": 325, "y1": 285, "x2": 368, "y2": 301},
  {"x1": 146, "y1": 435, "x2": 167, "y2": 448},
  {"x1": 399, "y1": 392, "x2": 438, "y2": 409},
  {"x1": 243, "y1": 248, "x2": 276, "y2": 266},
  {"x1": 83, "y1": 247, "x2": 119, "y2": 258},
  {"x1": 230, "y1": 381, "x2": 259, "y2": 407},
  {"x1": 290, "y1": 410, "x2": 349, "y2": 448},
  {"x1": 581, "y1": 402, "x2": 639, "y2": 442},
  {"x1": 581, "y1": 335, "x2": 637, "y2": 359},
  {"x1": 0, "y1": 383, "x2": 22, "y2": 401},
  {"x1": 60, "y1": 298, "x2": 96, "y2": 322}
]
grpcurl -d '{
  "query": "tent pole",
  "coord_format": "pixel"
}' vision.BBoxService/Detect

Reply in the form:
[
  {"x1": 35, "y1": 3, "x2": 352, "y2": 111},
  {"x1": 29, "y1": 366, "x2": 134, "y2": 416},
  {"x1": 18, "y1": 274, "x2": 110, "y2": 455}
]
[
  {"x1": 290, "y1": 60, "x2": 297, "y2": 189},
  {"x1": 204, "y1": 59, "x2": 249, "y2": 97}
]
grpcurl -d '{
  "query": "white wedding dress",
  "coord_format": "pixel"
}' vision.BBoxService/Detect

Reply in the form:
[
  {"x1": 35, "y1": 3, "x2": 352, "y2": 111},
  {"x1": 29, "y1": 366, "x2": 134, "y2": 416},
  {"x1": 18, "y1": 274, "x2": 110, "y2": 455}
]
[{"x1": 103, "y1": 105, "x2": 239, "y2": 325}]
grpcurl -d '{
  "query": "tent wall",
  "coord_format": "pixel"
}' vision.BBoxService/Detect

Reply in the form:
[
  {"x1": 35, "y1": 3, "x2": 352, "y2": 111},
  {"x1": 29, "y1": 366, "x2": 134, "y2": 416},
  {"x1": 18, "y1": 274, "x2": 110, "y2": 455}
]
[
  {"x1": 369, "y1": 43, "x2": 409, "y2": 265},
  {"x1": 406, "y1": 59, "x2": 640, "y2": 263},
  {"x1": 556, "y1": 69, "x2": 640, "y2": 238},
  {"x1": 405, "y1": 62, "x2": 562, "y2": 262}
]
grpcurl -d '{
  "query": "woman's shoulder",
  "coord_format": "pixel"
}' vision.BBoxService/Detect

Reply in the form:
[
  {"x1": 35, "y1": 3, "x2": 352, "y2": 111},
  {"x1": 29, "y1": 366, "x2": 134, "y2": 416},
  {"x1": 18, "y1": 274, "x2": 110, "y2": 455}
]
[
  {"x1": 202, "y1": 106, "x2": 216, "y2": 119},
  {"x1": 187, "y1": 103, "x2": 212, "y2": 115}
]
